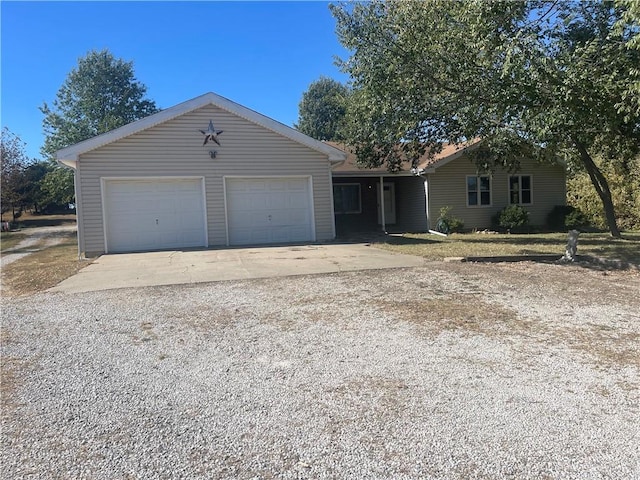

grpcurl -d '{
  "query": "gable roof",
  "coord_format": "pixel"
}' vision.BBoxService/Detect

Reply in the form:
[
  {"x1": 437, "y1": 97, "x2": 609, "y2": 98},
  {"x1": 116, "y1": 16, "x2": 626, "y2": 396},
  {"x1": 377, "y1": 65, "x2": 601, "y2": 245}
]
[
  {"x1": 418, "y1": 140, "x2": 482, "y2": 172},
  {"x1": 328, "y1": 140, "x2": 481, "y2": 176},
  {"x1": 57, "y1": 92, "x2": 347, "y2": 168}
]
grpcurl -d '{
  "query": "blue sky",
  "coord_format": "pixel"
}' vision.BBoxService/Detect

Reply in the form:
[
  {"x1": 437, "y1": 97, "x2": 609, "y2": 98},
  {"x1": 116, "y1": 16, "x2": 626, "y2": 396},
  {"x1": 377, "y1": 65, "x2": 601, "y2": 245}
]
[{"x1": 1, "y1": 1, "x2": 350, "y2": 160}]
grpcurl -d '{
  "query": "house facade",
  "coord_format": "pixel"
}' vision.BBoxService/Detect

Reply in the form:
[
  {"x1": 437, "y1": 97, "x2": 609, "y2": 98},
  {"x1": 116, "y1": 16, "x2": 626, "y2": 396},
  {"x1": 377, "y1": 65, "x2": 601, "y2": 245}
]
[
  {"x1": 57, "y1": 93, "x2": 346, "y2": 257},
  {"x1": 329, "y1": 142, "x2": 566, "y2": 236},
  {"x1": 59, "y1": 93, "x2": 566, "y2": 257}
]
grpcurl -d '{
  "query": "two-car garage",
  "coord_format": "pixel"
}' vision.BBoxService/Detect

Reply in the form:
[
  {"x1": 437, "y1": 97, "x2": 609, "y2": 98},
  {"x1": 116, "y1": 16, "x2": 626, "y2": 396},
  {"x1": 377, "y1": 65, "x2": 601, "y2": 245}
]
[
  {"x1": 57, "y1": 92, "x2": 346, "y2": 257},
  {"x1": 102, "y1": 176, "x2": 315, "y2": 253}
]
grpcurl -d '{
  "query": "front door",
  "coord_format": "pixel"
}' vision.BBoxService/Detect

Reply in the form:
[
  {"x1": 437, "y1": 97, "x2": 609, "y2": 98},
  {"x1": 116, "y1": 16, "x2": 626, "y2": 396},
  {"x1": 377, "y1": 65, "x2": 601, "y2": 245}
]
[{"x1": 377, "y1": 182, "x2": 396, "y2": 225}]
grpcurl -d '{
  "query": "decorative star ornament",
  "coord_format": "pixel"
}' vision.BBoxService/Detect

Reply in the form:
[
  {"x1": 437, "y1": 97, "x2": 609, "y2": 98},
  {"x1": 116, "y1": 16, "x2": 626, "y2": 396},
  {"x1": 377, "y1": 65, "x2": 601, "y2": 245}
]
[{"x1": 199, "y1": 120, "x2": 223, "y2": 146}]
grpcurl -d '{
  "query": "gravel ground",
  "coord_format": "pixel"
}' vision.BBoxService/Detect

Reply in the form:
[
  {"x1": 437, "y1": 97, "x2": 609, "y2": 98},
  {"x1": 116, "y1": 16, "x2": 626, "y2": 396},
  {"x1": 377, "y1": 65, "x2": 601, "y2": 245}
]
[{"x1": 1, "y1": 261, "x2": 639, "y2": 479}]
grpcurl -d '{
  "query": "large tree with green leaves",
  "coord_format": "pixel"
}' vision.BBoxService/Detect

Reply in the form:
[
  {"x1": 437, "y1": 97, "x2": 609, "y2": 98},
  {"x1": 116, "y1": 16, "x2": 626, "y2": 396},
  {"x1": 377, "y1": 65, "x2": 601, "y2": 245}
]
[
  {"x1": 1, "y1": 128, "x2": 32, "y2": 221},
  {"x1": 332, "y1": 1, "x2": 640, "y2": 237},
  {"x1": 295, "y1": 76, "x2": 350, "y2": 141},
  {"x1": 41, "y1": 49, "x2": 159, "y2": 158},
  {"x1": 40, "y1": 49, "x2": 159, "y2": 204}
]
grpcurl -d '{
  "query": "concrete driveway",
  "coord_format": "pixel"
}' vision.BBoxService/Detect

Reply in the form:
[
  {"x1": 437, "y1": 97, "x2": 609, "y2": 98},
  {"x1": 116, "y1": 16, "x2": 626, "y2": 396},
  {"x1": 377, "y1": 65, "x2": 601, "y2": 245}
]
[{"x1": 50, "y1": 243, "x2": 425, "y2": 293}]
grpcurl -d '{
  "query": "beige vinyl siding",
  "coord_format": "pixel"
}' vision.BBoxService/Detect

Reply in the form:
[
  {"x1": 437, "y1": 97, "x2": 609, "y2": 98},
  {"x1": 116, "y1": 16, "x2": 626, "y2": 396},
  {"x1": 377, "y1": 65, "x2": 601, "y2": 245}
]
[
  {"x1": 427, "y1": 155, "x2": 566, "y2": 230},
  {"x1": 77, "y1": 105, "x2": 334, "y2": 256},
  {"x1": 394, "y1": 177, "x2": 428, "y2": 232}
]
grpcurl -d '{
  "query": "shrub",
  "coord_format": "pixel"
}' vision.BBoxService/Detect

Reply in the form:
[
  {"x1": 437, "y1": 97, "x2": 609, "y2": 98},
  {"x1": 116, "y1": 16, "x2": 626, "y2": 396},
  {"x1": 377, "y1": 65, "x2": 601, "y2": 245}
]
[
  {"x1": 493, "y1": 204, "x2": 530, "y2": 232},
  {"x1": 546, "y1": 205, "x2": 590, "y2": 231},
  {"x1": 435, "y1": 206, "x2": 464, "y2": 234},
  {"x1": 564, "y1": 208, "x2": 590, "y2": 230}
]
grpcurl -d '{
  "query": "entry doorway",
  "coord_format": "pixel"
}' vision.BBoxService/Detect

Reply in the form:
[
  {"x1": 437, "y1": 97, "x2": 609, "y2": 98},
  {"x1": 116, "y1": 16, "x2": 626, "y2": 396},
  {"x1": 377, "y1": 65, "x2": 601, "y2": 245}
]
[{"x1": 377, "y1": 182, "x2": 396, "y2": 225}]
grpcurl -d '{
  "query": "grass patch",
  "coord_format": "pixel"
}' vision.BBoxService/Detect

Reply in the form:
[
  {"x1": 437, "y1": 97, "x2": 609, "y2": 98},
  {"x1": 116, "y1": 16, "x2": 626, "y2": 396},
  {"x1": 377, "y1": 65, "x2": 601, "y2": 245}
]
[
  {"x1": 378, "y1": 295, "x2": 639, "y2": 368},
  {"x1": 9, "y1": 212, "x2": 76, "y2": 228},
  {"x1": 0, "y1": 232, "x2": 27, "y2": 252},
  {"x1": 376, "y1": 295, "x2": 531, "y2": 338},
  {"x1": 1, "y1": 235, "x2": 88, "y2": 296},
  {"x1": 375, "y1": 231, "x2": 640, "y2": 265}
]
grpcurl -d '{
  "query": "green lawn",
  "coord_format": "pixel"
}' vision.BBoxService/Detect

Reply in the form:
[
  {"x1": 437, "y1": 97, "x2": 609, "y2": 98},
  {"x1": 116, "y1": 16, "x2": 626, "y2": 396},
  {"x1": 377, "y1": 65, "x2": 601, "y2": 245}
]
[{"x1": 374, "y1": 231, "x2": 640, "y2": 265}]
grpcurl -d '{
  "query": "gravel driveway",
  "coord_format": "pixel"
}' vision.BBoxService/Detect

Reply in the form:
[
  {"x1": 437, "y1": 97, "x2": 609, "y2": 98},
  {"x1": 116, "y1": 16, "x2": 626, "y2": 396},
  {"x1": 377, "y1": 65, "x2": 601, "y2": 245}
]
[
  {"x1": 2, "y1": 261, "x2": 639, "y2": 479},
  {"x1": 1, "y1": 225, "x2": 77, "y2": 268}
]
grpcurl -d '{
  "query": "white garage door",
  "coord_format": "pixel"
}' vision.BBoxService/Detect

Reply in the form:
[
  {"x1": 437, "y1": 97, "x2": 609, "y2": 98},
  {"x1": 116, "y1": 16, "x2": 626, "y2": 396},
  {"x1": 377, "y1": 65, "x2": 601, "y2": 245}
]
[
  {"x1": 104, "y1": 178, "x2": 207, "y2": 253},
  {"x1": 225, "y1": 177, "x2": 314, "y2": 245}
]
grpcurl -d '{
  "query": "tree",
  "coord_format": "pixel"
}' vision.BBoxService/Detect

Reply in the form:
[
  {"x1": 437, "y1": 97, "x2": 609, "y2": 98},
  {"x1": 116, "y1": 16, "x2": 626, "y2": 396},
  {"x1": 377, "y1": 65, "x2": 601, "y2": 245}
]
[
  {"x1": 295, "y1": 76, "x2": 350, "y2": 141},
  {"x1": 332, "y1": 1, "x2": 640, "y2": 237},
  {"x1": 567, "y1": 154, "x2": 640, "y2": 230},
  {"x1": 40, "y1": 49, "x2": 159, "y2": 205},
  {"x1": 1, "y1": 128, "x2": 31, "y2": 221},
  {"x1": 21, "y1": 162, "x2": 52, "y2": 213},
  {"x1": 40, "y1": 167, "x2": 76, "y2": 208},
  {"x1": 616, "y1": 0, "x2": 640, "y2": 121},
  {"x1": 617, "y1": 0, "x2": 640, "y2": 49},
  {"x1": 41, "y1": 49, "x2": 159, "y2": 158}
]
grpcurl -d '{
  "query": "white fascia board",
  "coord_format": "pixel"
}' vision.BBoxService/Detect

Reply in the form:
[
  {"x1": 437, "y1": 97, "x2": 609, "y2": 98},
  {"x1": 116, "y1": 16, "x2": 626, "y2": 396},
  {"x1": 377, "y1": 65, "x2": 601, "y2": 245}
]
[
  {"x1": 55, "y1": 92, "x2": 347, "y2": 164},
  {"x1": 58, "y1": 158, "x2": 77, "y2": 169}
]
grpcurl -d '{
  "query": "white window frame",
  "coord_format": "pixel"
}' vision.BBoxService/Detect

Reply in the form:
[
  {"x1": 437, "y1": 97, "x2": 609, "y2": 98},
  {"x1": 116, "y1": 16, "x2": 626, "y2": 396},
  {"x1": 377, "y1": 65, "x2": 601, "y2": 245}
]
[
  {"x1": 466, "y1": 175, "x2": 492, "y2": 207},
  {"x1": 333, "y1": 183, "x2": 362, "y2": 214},
  {"x1": 509, "y1": 175, "x2": 533, "y2": 205}
]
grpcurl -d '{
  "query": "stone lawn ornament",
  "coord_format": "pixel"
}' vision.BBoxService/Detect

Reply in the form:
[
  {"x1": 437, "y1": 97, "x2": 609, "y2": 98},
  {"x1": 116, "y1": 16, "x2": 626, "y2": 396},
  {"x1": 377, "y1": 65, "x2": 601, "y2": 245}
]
[
  {"x1": 561, "y1": 229, "x2": 580, "y2": 262},
  {"x1": 199, "y1": 120, "x2": 223, "y2": 146}
]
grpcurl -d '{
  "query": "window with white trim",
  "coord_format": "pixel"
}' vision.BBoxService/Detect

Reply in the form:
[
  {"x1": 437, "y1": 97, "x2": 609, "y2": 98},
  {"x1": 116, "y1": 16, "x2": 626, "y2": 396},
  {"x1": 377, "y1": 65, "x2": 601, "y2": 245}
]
[
  {"x1": 333, "y1": 183, "x2": 361, "y2": 214},
  {"x1": 467, "y1": 175, "x2": 491, "y2": 206},
  {"x1": 509, "y1": 175, "x2": 532, "y2": 205}
]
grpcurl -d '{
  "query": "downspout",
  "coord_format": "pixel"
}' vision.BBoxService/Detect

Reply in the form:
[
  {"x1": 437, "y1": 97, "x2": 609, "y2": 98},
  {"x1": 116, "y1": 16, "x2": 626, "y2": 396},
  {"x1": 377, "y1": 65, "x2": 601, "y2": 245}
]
[
  {"x1": 379, "y1": 175, "x2": 386, "y2": 234},
  {"x1": 72, "y1": 170, "x2": 82, "y2": 259},
  {"x1": 328, "y1": 161, "x2": 337, "y2": 240},
  {"x1": 423, "y1": 174, "x2": 430, "y2": 230}
]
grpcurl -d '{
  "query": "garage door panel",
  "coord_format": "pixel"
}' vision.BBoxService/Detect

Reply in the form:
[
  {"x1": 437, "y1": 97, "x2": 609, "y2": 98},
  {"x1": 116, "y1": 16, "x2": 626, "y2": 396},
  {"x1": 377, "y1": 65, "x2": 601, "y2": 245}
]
[
  {"x1": 226, "y1": 177, "x2": 313, "y2": 245},
  {"x1": 104, "y1": 178, "x2": 206, "y2": 253}
]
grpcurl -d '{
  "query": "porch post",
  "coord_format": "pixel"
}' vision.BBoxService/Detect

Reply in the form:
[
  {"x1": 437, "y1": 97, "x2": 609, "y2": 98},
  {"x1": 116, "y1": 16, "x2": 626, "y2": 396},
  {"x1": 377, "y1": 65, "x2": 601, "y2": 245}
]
[{"x1": 379, "y1": 175, "x2": 386, "y2": 233}]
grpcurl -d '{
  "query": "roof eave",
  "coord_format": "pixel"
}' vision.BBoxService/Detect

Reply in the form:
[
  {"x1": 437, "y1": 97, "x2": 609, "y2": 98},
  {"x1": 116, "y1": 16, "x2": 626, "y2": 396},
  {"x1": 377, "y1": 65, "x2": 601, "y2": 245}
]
[
  {"x1": 419, "y1": 140, "x2": 483, "y2": 171},
  {"x1": 57, "y1": 157, "x2": 77, "y2": 169},
  {"x1": 332, "y1": 171, "x2": 415, "y2": 177}
]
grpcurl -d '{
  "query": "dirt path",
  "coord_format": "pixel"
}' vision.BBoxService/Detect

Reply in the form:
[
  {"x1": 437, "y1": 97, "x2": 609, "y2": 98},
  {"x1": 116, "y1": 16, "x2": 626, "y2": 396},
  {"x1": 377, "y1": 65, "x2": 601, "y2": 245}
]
[{"x1": 1, "y1": 225, "x2": 77, "y2": 268}]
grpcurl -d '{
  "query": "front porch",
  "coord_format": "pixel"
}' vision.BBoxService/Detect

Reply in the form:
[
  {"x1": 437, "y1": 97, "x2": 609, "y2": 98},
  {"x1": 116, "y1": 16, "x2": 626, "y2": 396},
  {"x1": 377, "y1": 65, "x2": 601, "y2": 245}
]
[{"x1": 332, "y1": 176, "x2": 428, "y2": 238}]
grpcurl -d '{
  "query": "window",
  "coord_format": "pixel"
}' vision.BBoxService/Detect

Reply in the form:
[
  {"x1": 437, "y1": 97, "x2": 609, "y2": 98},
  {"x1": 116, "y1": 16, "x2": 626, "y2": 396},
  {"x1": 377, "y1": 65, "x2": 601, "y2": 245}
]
[
  {"x1": 333, "y1": 183, "x2": 361, "y2": 214},
  {"x1": 509, "y1": 175, "x2": 532, "y2": 205},
  {"x1": 467, "y1": 175, "x2": 491, "y2": 206}
]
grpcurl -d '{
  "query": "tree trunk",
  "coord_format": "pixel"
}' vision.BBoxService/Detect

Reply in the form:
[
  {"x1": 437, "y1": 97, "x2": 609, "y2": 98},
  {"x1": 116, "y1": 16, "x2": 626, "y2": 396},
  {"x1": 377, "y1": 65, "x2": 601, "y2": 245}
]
[{"x1": 572, "y1": 138, "x2": 621, "y2": 238}]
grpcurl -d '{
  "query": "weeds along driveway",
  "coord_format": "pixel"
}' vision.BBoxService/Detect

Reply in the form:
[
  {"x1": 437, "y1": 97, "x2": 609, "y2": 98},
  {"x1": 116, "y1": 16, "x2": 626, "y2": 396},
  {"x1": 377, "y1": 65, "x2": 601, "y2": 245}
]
[{"x1": 2, "y1": 261, "x2": 639, "y2": 479}]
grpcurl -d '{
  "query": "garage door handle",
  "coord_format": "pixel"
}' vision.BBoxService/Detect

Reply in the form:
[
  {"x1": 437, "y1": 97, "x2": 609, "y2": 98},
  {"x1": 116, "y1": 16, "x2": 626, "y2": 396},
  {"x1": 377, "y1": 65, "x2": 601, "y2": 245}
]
[
  {"x1": 156, "y1": 219, "x2": 159, "y2": 225},
  {"x1": 268, "y1": 215, "x2": 272, "y2": 221}
]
